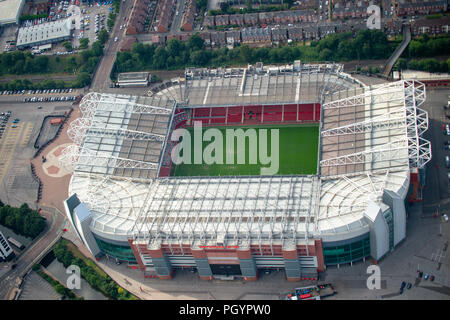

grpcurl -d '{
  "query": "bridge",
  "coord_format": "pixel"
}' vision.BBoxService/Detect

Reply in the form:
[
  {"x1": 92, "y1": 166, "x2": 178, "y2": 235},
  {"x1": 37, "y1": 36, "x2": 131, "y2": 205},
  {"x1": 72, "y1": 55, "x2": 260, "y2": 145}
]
[{"x1": 383, "y1": 24, "x2": 411, "y2": 78}]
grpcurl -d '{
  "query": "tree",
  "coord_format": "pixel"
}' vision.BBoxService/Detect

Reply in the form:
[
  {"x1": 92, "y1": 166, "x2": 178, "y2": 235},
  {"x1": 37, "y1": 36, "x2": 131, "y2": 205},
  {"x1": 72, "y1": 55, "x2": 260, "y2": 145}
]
[
  {"x1": 98, "y1": 29, "x2": 109, "y2": 45},
  {"x1": 79, "y1": 38, "x2": 89, "y2": 49},
  {"x1": 54, "y1": 284, "x2": 67, "y2": 296},
  {"x1": 91, "y1": 41, "x2": 104, "y2": 57},
  {"x1": 34, "y1": 55, "x2": 49, "y2": 73},
  {"x1": 75, "y1": 72, "x2": 91, "y2": 87},
  {"x1": 319, "y1": 48, "x2": 333, "y2": 61},
  {"x1": 190, "y1": 50, "x2": 209, "y2": 66},
  {"x1": 239, "y1": 45, "x2": 252, "y2": 63},
  {"x1": 396, "y1": 58, "x2": 408, "y2": 70},
  {"x1": 167, "y1": 38, "x2": 185, "y2": 58},
  {"x1": 63, "y1": 41, "x2": 73, "y2": 51},
  {"x1": 187, "y1": 35, "x2": 204, "y2": 52},
  {"x1": 153, "y1": 46, "x2": 168, "y2": 69},
  {"x1": 219, "y1": 1, "x2": 229, "y2": 12}
]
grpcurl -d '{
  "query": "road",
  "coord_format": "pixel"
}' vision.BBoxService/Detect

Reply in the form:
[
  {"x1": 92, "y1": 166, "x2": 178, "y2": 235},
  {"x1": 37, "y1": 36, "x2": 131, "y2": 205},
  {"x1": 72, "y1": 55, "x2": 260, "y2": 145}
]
[
  {"x1": 170, "y1": 1, "x2": 187, "y2": 35},
  {"x1": 90, "y1": 0, "x2": 134, "y2": 92},
  {"x1": 0, "y1": 206, "x2": 66, "y2": 299},
  {"x1": 0, "y1": 1, "x2": 136, "y2": 299}
]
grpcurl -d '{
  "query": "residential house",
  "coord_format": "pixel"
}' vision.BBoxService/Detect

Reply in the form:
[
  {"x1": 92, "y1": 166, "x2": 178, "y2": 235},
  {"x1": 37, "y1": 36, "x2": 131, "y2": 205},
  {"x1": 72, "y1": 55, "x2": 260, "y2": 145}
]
[
  {"x1": 230, "y1": 14, "x2": 244, "y2": 26},
  {"x1": 243, "y1": 13, "x2": 258, "y2": 26}
]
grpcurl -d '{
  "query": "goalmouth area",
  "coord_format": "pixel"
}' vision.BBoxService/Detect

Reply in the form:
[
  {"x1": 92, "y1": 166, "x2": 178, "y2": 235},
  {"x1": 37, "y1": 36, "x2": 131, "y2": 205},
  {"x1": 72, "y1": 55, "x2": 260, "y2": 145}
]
[{"x1": 171, "y1": 124, "x2": 319, "y2": 177}]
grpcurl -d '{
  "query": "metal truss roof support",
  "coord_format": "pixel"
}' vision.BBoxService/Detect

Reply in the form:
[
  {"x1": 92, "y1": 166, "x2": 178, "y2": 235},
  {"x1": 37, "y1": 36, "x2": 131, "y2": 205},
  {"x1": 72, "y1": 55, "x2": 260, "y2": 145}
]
[
  {"x1": 85, "y1": 126, "x2": 165, "y2": 142},
  {"x1": 97, "y1": 94, "x2": 173, "y2": 115},
  {"x1": 403, "y1": 80, "x2": 431, "y2": 169},
  {"x1": 322, "y1": 81, "x2": 405, "y2": 110},
  {"x1": 79, "y1": 92, "x2": 102, "y2": 118},
  {"x1": 59, "y1": 144, "x2": 159, "y2": 172},
  {"x1": 320, "y1": 138, "x2": 409, "y2": 167},
  {"x1": 321, "y1": 110, "x2": 406, "y2": 137}
]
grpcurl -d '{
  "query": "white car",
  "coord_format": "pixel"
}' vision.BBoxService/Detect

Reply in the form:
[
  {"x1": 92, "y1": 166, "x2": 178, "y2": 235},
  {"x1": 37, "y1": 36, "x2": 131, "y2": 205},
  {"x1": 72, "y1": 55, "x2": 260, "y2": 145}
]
[{"x1": 114, "y1": 37, "x2": 118, "y2": 42}]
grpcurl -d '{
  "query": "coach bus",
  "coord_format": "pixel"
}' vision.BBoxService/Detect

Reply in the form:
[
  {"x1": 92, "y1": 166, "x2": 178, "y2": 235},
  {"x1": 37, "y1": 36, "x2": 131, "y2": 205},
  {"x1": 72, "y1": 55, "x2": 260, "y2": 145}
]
[
  {"x1": 7, "y1": 237, "x2": 25, "y2": 250},
  {"x1": 285, "y1": 284, "x2": 336, "y2": 300}
]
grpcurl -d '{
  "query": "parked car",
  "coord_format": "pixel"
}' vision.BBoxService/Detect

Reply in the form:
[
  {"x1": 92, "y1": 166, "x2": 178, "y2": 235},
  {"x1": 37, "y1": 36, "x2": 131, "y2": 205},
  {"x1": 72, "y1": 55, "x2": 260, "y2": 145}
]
[
  {"x1": 446, "y1": 156, "x2": 450, "y2": 168},
  {"x1": 444, "y1": 124, "x2": 450, "y2": 135},
  {"x1": 424, "y1": 273, "x2": 430, "y2": 280},
  {"x1": 407, "y1": 283, "x2": 412, "y2": 289}
]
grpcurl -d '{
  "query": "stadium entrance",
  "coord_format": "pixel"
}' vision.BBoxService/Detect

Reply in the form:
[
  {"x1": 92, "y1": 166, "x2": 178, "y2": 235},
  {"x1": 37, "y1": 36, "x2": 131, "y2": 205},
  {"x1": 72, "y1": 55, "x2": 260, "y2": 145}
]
[{"x1": 210, "y1": 264, "x2": 242, "y2": 276}]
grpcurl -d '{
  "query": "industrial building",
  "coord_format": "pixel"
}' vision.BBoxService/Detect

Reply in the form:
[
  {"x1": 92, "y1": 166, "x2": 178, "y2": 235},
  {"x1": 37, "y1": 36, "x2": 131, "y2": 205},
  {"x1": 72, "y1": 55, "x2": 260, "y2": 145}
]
[
  {"x1": 117, "y1": 72, "x2": 150, "y2": 87},
  {"x1": 16, "y1": 18, "x2": 72, "y2": 49},
  {"x1": 0, "y1": 0, "x2": 25, "y2": 25},
  {"x1": 0, "y1": 231, "x2": 14, "y2": 262},
  {"x1": 62, "y1": 62, "x2": 431, "y2": 281}
]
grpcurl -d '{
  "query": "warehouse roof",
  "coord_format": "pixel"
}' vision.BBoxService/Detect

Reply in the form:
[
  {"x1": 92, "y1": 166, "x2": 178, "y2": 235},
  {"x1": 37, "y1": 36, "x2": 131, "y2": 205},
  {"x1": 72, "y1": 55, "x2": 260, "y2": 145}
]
[{"x1": 16, "y1": 18, "x2": 72, "y2": 47}]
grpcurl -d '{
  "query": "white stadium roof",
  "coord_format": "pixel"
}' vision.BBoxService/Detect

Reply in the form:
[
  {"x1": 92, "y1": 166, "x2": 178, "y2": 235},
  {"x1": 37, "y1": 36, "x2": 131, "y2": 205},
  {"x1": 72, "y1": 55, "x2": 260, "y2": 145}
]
[{"x1": 64, "y1": 63, "x2": 431, "y2": 247}]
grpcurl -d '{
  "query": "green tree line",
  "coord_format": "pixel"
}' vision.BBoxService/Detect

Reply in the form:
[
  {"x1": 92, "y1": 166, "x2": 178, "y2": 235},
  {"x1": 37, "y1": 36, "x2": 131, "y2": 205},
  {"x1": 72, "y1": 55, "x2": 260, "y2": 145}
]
[
  {"x1": 0, "y1": 202, "x2": 46, "y2": 239},
  {"x1": 407, "y1": 34, "x2": 450, "y2": 58},
  {"x1": 112, "y1": 29, "x2": 393, "y2": 76},
  {"x1": 53, "y1": 240, "x2": 138, "y2": 300},
  {"x1": 0, "y1": 39, "x2": 107, "y2": 90},
  {"x1": 19, "y1": 13, "x2": 49, "y2": 22},
  {"x1": 396, "y1": 57, "x2": 450, "y2": 73}
]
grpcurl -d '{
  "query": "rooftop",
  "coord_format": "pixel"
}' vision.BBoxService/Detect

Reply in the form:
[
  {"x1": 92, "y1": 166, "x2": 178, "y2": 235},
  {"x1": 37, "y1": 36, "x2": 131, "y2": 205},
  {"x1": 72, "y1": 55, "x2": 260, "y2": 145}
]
[
  {"x1": 64, "y1": 64, "x2": 431, "y2": 247},
  {"x1": 0, "y1": 0, "x2": 24, "y2": 24},
  {"x1": 16, "y1": 18, "x2": 72, "y2": 47}
]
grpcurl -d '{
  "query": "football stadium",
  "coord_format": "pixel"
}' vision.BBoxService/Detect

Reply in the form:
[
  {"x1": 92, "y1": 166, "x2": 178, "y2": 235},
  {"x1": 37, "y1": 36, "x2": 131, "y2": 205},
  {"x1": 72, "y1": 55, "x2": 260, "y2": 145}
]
[{"x1": 62, "y1": 61, "x2": 431, "y2": 281}]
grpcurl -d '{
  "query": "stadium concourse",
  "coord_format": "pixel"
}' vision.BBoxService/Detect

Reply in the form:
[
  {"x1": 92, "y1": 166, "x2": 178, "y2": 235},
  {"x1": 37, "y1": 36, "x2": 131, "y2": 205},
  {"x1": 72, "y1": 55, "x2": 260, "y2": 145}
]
[{"x1": 61, "y1": 62, "x2": 431, "y2": 281}]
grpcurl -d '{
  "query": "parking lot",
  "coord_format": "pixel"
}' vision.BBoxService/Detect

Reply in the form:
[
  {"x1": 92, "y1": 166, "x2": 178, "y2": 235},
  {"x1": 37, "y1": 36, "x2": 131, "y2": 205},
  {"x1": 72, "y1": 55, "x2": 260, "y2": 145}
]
[
  {"x1": 0, "y1": 100, "x2": 73, "y2": 208},
  {"x1": 0, "y1": 25, "x2": 19, "y2": 53},
  {"x1": 422, "y1": 88, "x2": 450, "y2": 203},
  {"x1": 72, "y1": 2, "x2": 116, "y2": 49}
]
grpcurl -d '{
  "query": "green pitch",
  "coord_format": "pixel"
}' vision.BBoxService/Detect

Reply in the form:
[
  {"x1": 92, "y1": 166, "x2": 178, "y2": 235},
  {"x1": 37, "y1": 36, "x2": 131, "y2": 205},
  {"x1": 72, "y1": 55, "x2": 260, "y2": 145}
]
[{"x1": 171, "y1": 124, "x2": 319, "y2": 177}]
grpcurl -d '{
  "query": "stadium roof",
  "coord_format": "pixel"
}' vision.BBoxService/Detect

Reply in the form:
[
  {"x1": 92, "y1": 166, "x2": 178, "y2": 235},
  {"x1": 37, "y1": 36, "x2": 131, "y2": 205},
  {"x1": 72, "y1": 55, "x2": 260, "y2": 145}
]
[
  {"x1": 64, "y1": 63, "x2": 431, "y2": 247},
  {"x1": 62, "y1": 93, "x2": 176, "y2": 180},
  {"x1": 154, "y1": 63, "x2": 365, "y2": 107}
]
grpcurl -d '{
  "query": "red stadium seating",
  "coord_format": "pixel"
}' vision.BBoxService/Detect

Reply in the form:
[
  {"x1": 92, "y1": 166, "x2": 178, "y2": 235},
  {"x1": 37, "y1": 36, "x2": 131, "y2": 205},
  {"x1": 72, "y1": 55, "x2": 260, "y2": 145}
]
[
  {"x1": 262, "y1": 105, "x2": 282, "y2": 122},
  {"x1": 211, "y1": 107, "x2": 227, "y2": 116},
  {"x1": 193, "y1": 108, "x2": 210, "y2": 118},
  {"x1": 184, "y1": 104, "x2": 320, "y2": 127},
  {"x1": 210, "y1": 117, "x2": 226, "y2": 124}
]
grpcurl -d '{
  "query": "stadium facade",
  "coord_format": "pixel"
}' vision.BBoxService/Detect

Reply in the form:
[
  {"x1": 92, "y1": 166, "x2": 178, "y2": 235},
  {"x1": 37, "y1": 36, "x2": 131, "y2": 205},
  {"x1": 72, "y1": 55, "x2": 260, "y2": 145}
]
[{"x1": 62, "y1": 62, "x2": 431, "y2": 281}]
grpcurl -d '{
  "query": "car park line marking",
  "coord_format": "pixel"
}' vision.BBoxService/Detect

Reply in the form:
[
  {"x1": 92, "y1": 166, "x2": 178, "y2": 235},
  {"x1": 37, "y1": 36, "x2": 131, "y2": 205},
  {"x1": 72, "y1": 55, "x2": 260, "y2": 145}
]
[
  {"x1": 20, "y1": 122, "x2": 34, "y2": 147},
  {"x1": 0, "y1": 122, "x2": 25, "y2": 184}
]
